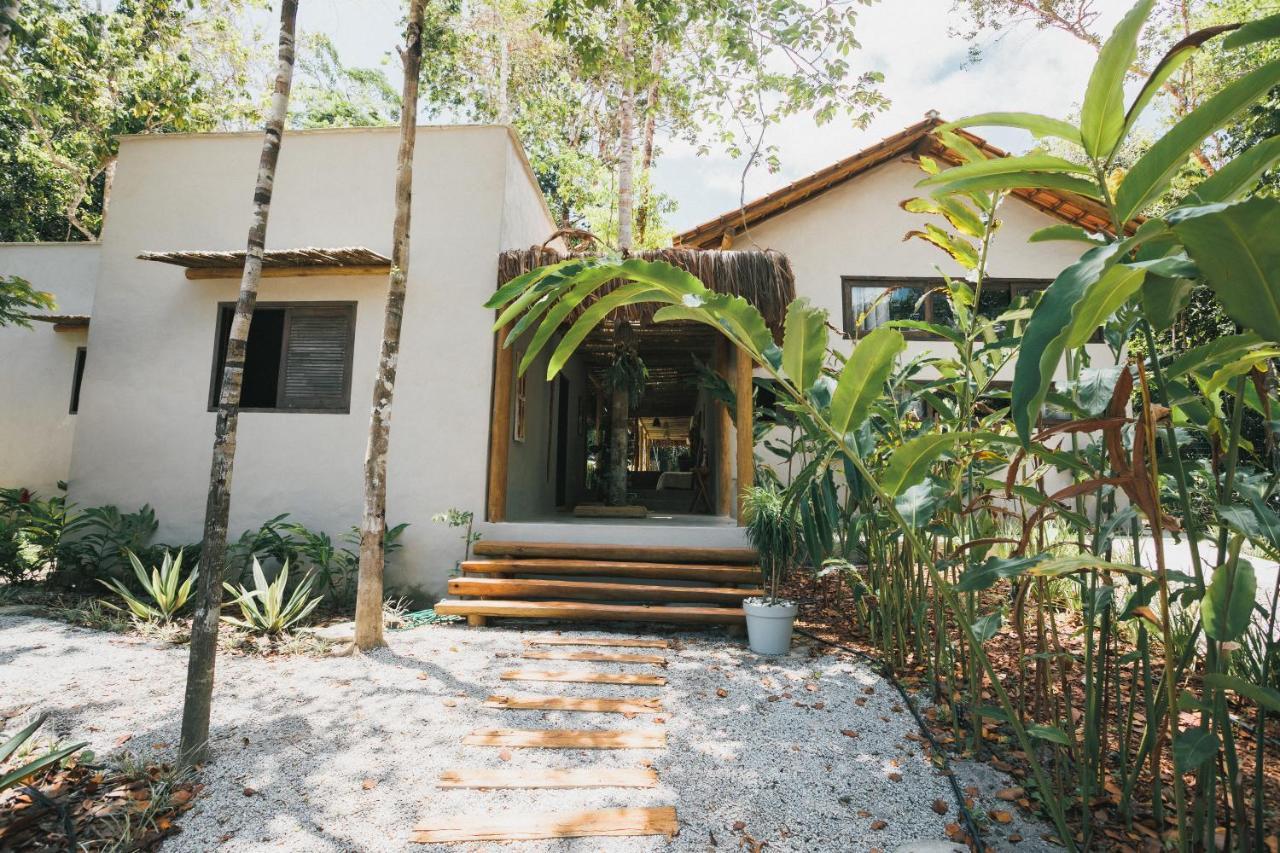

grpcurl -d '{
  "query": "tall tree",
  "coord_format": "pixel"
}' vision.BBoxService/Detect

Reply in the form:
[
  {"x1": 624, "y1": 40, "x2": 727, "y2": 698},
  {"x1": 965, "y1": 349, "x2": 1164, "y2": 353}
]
[
  {"x1": 352, "y1": 0, "x2": 427, "y2": 651},
  {"x1": 178, "y1": 0, "x2": 299, "y2": 767}
]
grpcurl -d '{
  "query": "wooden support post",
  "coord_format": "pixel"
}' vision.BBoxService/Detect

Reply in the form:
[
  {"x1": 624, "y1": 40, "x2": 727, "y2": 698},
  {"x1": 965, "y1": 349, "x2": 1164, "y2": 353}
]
[
  {"x1": 487, "y1": 325, "x2": 513, "y2": 523},
  {"x1": 734, "y1": 346, "x2": 753, "y2": 524},
  {"x1": 714, "y1": 339, "x2": 733, "y2": 517}
]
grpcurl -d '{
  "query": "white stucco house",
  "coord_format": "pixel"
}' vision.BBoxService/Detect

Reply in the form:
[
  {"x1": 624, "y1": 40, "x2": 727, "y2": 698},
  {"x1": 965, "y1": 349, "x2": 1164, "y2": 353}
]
[{"x1": 0, "y1": 116, "x2": 1114, "y2": 602}]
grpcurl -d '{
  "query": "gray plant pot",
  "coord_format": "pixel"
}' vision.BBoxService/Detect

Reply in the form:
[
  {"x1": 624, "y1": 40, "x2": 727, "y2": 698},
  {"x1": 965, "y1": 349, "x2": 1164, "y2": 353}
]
[{"x1": 743, "y1": 597, "x2": 798, "y2": 655}]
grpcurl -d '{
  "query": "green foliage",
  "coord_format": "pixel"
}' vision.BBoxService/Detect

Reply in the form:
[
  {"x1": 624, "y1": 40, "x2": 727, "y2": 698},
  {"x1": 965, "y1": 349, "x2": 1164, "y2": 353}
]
[
  {"x1": 98, "y1": 548, "x2": 197, "y2": 623},
  {"x1": 290, "y1": 33, "x2": 400, "y2": 129},
  {"x1": 0, "y1": 275, "x2": 56, "y2": 328},
  {"x1": 221, "y1": 558, "x2": 322, "y2": 635},
  {"x1": 740, "y1": 485, "x2": 799, "y2": 604},
  {"x1": 432, "y1": 508, "x2": 481, "y2": 566},
  {"x1": 0, "y1": 714, "x2": 87, "y2": 795}
]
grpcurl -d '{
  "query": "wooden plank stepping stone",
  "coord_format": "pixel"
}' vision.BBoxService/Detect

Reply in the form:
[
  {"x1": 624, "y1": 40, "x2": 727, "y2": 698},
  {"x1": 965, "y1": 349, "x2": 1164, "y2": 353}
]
[
  {"x1": 527, "y1": 636, "x2": 670, "y2": 649},
  {"x1": 411, "y1": 805, "x2": 678, "y2": 843},
  {"x1": 523, "y1": 650, "x2": 666, "y2": 664},
  {"x1": 462, "y1": 728, "x2": 666, "y2": 749},
  {"x1": 501, "y1": 669, "x2": 666, "y2": 686},
  {"x1": 484, "y1": 694, "x2": 663, "y2": 714},
  {"x1": 436, "y1": 767, "x2": 658, "y2": 789}
]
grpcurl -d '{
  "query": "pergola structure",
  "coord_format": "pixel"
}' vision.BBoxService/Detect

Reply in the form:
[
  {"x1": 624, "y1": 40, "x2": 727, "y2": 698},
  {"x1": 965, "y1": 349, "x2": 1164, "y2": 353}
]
[
  {"x1": 487, "y1": 246, "x2": 796, "y2": 526},
  {"x1": 137, "y1": 246, "x2": 391, "y2": 279}
]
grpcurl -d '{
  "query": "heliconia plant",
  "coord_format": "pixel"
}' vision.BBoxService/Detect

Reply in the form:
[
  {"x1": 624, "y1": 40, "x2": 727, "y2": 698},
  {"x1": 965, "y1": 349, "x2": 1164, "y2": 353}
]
[{"x1": 483, "y1": 4, "x2": 1280, "y2": 849}]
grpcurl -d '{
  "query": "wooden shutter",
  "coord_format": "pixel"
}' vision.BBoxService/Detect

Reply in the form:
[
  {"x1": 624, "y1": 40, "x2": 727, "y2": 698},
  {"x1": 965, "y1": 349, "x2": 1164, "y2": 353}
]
[{"x1": 278, "y1": 305, "x2": 355, "y2": 411}]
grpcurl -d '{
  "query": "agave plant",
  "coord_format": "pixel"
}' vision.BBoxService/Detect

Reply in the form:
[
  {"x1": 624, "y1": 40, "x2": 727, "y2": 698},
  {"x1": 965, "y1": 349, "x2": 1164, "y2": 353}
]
[
  {"x1": 0, "y1": 714, "x2": 87, "y2": 795},
  {"x1": 99, "y1": 548, "x2": 197, "y2": 623},
  {"x1": 221, "y1": 558, "x2": 322, "y2": 635}
]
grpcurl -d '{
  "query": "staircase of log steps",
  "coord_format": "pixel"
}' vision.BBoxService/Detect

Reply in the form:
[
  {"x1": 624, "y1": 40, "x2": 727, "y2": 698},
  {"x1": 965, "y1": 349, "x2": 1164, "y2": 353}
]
[{"x1": 433, "y1": 540, "x2": 762, "y2": 627}]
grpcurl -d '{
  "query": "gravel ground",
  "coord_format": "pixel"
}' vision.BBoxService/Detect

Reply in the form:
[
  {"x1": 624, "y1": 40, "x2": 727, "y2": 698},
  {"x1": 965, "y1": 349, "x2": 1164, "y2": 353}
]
[{"x1": 0, "y1": 614, "x2": 1037, "y2": 851}]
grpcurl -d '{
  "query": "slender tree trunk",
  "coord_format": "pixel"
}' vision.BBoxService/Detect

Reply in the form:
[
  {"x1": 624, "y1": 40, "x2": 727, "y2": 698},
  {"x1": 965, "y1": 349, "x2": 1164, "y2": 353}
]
[
  {"x1": 608, "y1": 382, "x2": 629, "y2": 506},
  {"x1": 353, "y1": 0, "x2": 425, "y2": 651},
  {"x1": 614, "y1": 0, "x2": 634, "y2": 252},
  {"x1": 178, "y1": 0, "x2": 298, "y2": 768},
  {"x1": 634, "y1": 51, "x2": 660, "y2": 246}
]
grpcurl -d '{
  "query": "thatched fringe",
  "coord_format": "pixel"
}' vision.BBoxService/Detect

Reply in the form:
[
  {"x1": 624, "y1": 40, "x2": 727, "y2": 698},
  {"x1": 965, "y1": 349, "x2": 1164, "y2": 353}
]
[
  {"x1": 496, "y1": 247, "x2": 796, "y2": 339},
  {"x1": 138, "y1": 246, "x2": 390, "y2": 269}
]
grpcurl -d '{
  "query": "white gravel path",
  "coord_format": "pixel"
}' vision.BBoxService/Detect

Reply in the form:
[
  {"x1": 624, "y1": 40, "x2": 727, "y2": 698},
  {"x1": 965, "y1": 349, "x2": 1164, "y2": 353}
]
[{"x1": 0, "y1": 615, "x2": 981, "y2": 852}]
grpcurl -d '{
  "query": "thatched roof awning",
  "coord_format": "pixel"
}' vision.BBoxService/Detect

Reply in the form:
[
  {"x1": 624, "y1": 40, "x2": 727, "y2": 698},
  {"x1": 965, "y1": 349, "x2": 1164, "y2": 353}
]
[
  {"x1": 496, "y1": 246, "x2": 796, "y2": 340},
  {"x1": 30, "y1": 314, "x2": 90, "y2": 331},
  {"x1": 138, "y1": 247, "x2": 391, "y2": 280}
]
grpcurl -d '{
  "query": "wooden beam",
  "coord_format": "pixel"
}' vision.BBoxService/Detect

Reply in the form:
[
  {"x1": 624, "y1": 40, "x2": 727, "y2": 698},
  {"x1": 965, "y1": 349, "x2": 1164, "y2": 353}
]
[
  {"x1": 526, "y1": 636, "x2": 670, "y2": 649},
  {"x1": 411, "y1": 806, "x2": 678, "y2": 843},
  {"x1": 500, "y1": 669, "x2": 667, "y2": 685},
  {"x1": 486, "y1": 325, "x2": 513, "y2": 523},
  {"x1": 436, "y1": 767, "x2": 659, "y2": 789},
  {"x1": 713, "y1": 339, "x2": 733, "y2": 517},
  {"x1": 449, "y1": 576, "x2": 758, "y2": 605},
  {"x1": 463, "y1": 558, "x2": 761, "y2": 584},
  {"x1": 461, "y1": 728, "x2": 667, "y2": 749},
  {"x1": 184, "y1": 264, "x2": 390, "y2": 280},
  {"x1": 483, "y1": 694, "x2": 663, "y2": 713},
  {"x1": 473, "y1": 540, "x2": 758, "y2": 564},
  {"x1": 735, "y1": 346, "x2": 754, "y2": 524},
  {"x1": 522, "y1": 650, "x2": 666, "y2": 664}
]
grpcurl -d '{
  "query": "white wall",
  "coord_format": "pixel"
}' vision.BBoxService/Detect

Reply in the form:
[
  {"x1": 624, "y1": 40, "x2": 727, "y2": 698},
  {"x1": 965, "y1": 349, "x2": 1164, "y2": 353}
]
[
  {"x1": 64, "y1": 124, "x2": 555, "y2": 599},
  {"x1": 0, "y1": 242, "x2": 99, "y2": 493}
]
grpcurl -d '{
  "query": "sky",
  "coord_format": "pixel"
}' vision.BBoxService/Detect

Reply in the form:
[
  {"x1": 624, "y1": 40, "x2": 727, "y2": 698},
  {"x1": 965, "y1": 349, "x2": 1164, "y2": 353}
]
[{"x1": 271, "y1": 0, "x2": 1126, "y2": 232}]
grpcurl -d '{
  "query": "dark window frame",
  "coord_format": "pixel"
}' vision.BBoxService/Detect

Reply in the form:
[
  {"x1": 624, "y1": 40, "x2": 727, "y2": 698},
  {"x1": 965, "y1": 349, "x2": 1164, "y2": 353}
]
[
  {"x1": 69, "y1": 347, "x2": 87, "y2": 414},
  {"x1": 207, "y1": 301, "x2": 357, "y2": 414},
  {"x1": 840, "y1": 276, "x2": 1052, "y2": 339}
]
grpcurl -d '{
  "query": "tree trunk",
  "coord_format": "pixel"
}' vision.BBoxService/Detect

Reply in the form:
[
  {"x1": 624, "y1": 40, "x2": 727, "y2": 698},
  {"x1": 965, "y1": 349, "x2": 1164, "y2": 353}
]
[
  {"x1": 608, "y1": 381, "x2": 629, "y2": 506},
  {"x1": 634, "y1": 51, "x2": 661, "y2": 247},
  {"x1": 178, "y1": 0, "x2": 298, "y2": 769},
  {"x1": 496, "y1": 26, "x2": 510, "y2": 124},
  {"x1": 614, "y1": 0, "x2": 634, "y2": 252},
  {"x1": 353, "y1": 0, "x2": 425, "y2": 652}
]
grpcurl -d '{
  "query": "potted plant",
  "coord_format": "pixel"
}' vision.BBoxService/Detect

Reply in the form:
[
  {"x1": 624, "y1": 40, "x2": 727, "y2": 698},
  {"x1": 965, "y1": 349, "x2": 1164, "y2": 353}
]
[{"x1": 741, "y1": 485, "x2": 799, "y2": 654}]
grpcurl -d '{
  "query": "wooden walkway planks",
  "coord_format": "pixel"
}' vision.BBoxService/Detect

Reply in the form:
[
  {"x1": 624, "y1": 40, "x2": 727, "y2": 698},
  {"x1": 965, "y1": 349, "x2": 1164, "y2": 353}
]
[
  {"x1": 522, "y1": 649, "x2": 666, "y2": 664},
  {"x1": 484, "y1": 694, "x2": 663, "y2": 714},
  {"x1": 501, "y1": 669, "x2": 666, "y2": 686},
  {"x1": 411, "y1": 806, "x2": 678, "y2": 843},
  {"x1": 527, "y1": 636, "x2": 670, "y2": 649},
  {"x1": 462, "y1": 728, "x2": 667, "y2": 749},
  {"x1": 436, "y1": 767, "x2": 659, "y2": 789}
]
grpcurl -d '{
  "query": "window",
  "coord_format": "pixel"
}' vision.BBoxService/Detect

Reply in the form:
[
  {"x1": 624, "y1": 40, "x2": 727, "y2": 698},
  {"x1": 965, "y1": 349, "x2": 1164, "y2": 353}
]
[
  {"x1": 69, "y1": 347, "x2": 86, "y2": 414},
  {"x1": 841, "y1": 277, "x2": 1050, "y2": 338},
  {"x1": 209, "y1": 302, "x2": 356, "y2": 413}
]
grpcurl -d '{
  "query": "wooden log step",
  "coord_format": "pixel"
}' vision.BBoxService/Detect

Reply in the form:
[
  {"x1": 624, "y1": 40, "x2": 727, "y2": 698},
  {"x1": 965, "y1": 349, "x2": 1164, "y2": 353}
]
[
  {"x1": 450, "y1": 575, "x2": 759, "y2": 604},
  {"x1": 473, "y1": 540, "x2": 757, "y2": 564},
  {"x1": 433, "y1": 598, "x2": 745, "y2": 625},
  {"x1": 522, "y1": 650, "x2": 665, "y2": 664},
  {"x1": 527, "y1": 636, "x2": 670, "y2": 649},
  {"x1": 462, "y1": 558, "x2": 761, "y2": 584},
  {"x1": 462, "y1": 728, "x2": 667, "y2": 749},
  {"x1": 501, "y1": 669, "x2": 666, "y2": 686},
  {"x1": 411, "y1": 806, "x2": 678, "y2": 843},
  {"x1": 483, "y1": 694, "x2": 663, "y2": 714},
  {"x1": 436, "y1": 767, "x2": 659, "y2": 789}
]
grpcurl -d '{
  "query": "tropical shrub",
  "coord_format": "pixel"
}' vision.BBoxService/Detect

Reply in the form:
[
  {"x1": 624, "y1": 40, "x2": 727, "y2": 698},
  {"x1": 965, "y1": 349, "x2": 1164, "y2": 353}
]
[
  {"x1": 98, "y1": 548, "x2": 197, "y2": 623},
  {"x1": 740, "y1": 485, "x2": 798, "y2": 604},
  {"x1": 221, "y1": 558, "x2": 322, "y2": 635}
]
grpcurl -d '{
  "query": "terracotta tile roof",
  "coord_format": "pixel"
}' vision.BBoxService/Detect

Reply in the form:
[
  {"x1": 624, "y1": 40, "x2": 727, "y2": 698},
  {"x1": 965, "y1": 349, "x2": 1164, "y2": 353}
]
[{"x1": 673, "y1": 115, "x2": 1130, "y2": 250}]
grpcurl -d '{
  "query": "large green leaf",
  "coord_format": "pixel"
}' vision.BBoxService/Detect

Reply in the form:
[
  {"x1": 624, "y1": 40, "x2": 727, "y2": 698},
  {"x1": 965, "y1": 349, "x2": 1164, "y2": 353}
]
[
  {"x1": 916, "y1": 153, "x2": 1092, "y2": 189},
  {"x1": 971, "y1": 610, "x2": 1003, "y2": 643},
  {"x1": 1222, "y1": 12, "x2": 1280, "y2": 49},
  {"x1": 1189, "y1": 135, "x2": 1280, "y2": 204},
  {"x1": 1202, "y1": 555, "x2": 1257, "y2": 642},
  {"x1": 1029, "y1": 224, "x2": 1106, "y2": 245},
  {"x1": 955, "y1": 554, "x2": 1045, "y2": 593},
  {"x1": 1141, "y1": 275, "x2": 1194, "y2": 331},
  {"x1": 781, "y1": 298, "x2": 828, "y2": 394},
  {"x1": 1027, "y1": 724, "x2": 1072, "y2": 746},
  {"x1": 881, "y1": 432, "x2": 970, "y2": 496},
  {"x1": 1165, "y1": 332, "x2": 1262, "y2": 379},
  {"x1": 1218, "y1": 496, "x2": 1280, "y2": 555},
  {"x1": 1202, "y1": 673, "x2": 1280, "y2": 713},
  {"x1": 829, "y1": 327, "x2": 905, "y2": 434},
  {"x1": 1173, "y1": 727, "x2": 1220, "y2": 770},
  {"x1": 1010, "y1": 243, "x2": 1146, "y2": 443},
  {"x1": 938, "y1": 112, "x2": 1082, "y2": 147},
  {"x1": 917, "y1": 170, "x2": 1102, "y2": 201},
  {"x1": 894, "y1": 478, "x2": 950, "y2": 529},
  {"x1": 485, "y1": 260, "x2": 576, "y2": 311},
  {"x1": 516, "y1": 266, "x2": 622, "y2": 375},
  {"x1": 547, "y1": 283, "x2": 666, "y2": 378},
  {"x1": 1081, "y1": 0, "x2": 1154, "y2": 159},
  {"x1": 1117, "y1": 58, "x2": 1280, "y2": 220},
  {"x1": 1168, "y1": 197, "x2": 1280, "y2": 342}
]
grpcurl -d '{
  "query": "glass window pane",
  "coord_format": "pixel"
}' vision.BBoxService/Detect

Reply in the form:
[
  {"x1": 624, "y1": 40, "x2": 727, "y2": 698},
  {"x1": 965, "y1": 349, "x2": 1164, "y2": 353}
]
[
  {"x1": 886, "y1": 286, "x2": 925, "y2": 323},
  {"x1": 929, "y1": 290, "x2": 955, "y2": 327},
  {"x1": 976, "y1": 282, "x2": 1012, "y2": 320}
]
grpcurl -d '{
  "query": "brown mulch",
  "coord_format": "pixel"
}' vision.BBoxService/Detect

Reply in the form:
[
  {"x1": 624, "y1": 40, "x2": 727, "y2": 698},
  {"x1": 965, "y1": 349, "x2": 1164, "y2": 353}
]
[
  {"x1": 784, "y1": 572, "x2": 1280, "y2": 852},
  {"x1": 0, "y1": 759, "x2": 198, "y2": 852}
]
